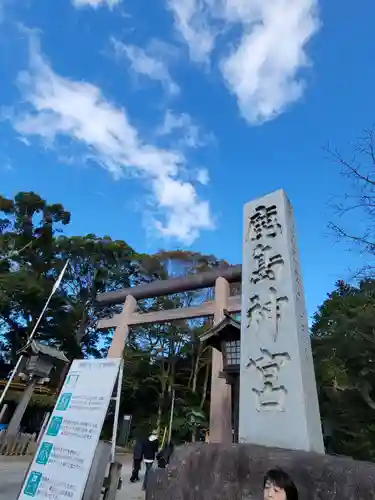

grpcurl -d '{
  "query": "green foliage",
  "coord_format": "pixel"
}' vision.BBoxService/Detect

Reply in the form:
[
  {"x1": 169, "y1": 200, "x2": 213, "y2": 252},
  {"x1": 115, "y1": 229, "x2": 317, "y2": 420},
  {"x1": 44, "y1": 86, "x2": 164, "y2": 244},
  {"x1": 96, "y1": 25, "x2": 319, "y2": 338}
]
[
  {"x1": 52, "y1": 234, "x2": 141, "y2": 357},
  {"x1": 172, "y1": 406, "x2": 207, "y2": 436},
  {"x1": 0, "y1": 193, "x2": 145, "y2": 359},
  {"x1": 0, "y1": 192, "x2": 72, "y2": 360},
  {"x1": 312, "y1": 279, "x2": 375, "y2": 460}
]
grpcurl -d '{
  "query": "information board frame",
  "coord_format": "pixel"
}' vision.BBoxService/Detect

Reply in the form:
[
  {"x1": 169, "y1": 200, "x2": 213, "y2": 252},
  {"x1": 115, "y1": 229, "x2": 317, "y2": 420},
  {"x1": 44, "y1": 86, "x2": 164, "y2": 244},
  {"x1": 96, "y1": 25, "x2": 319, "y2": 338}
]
[{"x1": 17, "y1": 358, "x2": 121, "y2": 500}]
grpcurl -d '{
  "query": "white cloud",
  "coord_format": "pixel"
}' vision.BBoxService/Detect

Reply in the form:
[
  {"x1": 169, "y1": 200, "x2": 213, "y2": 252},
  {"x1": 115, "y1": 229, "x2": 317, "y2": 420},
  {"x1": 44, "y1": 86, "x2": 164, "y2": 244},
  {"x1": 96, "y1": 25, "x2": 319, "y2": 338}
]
[
  {"x1": 1, "y1": 159, "x2": 13, "y2": 171},
  {"x1": 72, "y1": 0, "x2": 121, "y2": 8},
  {"x1": 167, "y1": 0, "x2": 320, "y2": 124},
  {"x1": 157, "y1": 110, "x2": 209, "y2": 148},
  {"x1": 196, "y1": 168, "x2": 209, "y2": 185},
  {"x1": 153, "y1": 176, "x2": 212, "y2": 241},
  {"x1": 10, "y1": 37, "x2": 213, "y2": 244},
  {"x1": 166, "y1": 0, "x2": 217, "y2": 63},
  {"x1": 17, "y1": 136, "x2": 32, "y2": 147},
  {"x1": 112, "y1": 38, "x2": 180, "y2": 96}
]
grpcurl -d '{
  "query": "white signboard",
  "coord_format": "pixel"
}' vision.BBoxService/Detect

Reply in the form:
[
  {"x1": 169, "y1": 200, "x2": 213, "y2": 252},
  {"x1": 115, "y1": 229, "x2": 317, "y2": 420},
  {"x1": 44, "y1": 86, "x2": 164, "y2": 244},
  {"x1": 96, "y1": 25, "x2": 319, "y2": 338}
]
[{"x1": 18, "y1": 358, "x2": 121, "y2": 500}]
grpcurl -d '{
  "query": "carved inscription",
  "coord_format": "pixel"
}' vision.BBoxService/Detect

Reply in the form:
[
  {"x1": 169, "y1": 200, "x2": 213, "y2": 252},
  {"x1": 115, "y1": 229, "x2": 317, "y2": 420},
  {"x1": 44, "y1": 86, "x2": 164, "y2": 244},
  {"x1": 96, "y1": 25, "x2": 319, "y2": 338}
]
[
  {"x1": 247, "y1": 349, "x2": 290, "y2": 411},
  {"x1": 245, "y1": 202, "x2": 291, "y2": 411},
  {"x1": 250, "y1": 244, "x2": 284, "y2": 284},
  {"x1": 246, "y1": 204, "x2": 282, "y2": 242},
  {"x1": 247, "y1": 288, "x2": 288, "y2": 342},
  {"x1": 288, "y1": 211, "x2": 302, "y2": 301}
]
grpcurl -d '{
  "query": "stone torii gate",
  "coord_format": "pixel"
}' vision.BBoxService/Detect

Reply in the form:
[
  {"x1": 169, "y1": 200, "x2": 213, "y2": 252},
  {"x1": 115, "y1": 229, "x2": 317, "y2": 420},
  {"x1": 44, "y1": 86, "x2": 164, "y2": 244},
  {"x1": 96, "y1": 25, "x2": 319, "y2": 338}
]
[{"x1": 96, "y1": 267, "x2": 242, "y2": 443}]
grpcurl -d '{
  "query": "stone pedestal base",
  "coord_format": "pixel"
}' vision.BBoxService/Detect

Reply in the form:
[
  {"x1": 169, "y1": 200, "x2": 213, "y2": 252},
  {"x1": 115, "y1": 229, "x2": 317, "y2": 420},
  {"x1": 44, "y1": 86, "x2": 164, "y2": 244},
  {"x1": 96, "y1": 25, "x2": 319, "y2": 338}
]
[{"x1": 147, "y1": 443, "x2": 375, "y2": 500}]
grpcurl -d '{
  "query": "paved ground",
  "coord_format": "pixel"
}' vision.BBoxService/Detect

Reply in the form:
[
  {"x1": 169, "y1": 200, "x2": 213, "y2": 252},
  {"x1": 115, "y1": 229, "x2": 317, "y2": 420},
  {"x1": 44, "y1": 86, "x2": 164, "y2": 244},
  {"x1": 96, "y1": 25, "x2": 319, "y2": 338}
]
[
  {"x1": 0, "y1": 456, "x2": 144, "y2": 500},
  {"x1": 0, "y1": 459, "x2": 29, "y2": 500},
  {"x1": 116, "y1": 456, "x2": 145, "y2": 500}
]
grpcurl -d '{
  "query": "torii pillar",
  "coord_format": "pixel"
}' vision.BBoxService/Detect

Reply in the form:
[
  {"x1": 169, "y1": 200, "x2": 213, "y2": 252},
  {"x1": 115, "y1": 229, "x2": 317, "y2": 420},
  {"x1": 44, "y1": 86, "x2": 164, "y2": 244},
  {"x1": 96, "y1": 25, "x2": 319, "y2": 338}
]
[
  {"x1": 209, "y1": 277, "x2": 232, "y2": 443},
  {"x1": 106, "y1": 295, "x2": 137, "y2": 359}
]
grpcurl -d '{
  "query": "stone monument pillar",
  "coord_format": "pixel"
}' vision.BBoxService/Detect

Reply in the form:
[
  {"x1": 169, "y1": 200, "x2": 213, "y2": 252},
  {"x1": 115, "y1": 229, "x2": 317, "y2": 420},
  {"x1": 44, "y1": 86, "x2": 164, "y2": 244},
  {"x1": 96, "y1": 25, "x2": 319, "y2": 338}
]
[{"x1": 239, "y1": 189, "x2": 324, "y2": 453}]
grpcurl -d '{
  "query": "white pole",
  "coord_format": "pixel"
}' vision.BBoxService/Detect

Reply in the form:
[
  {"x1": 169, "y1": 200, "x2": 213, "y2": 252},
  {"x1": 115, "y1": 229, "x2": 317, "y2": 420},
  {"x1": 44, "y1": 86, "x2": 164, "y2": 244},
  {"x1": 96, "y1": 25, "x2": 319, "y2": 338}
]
[
  {"x1": 0, "y1": 260, "x2": 70, "y2": 408},
  {"x1": 168, "y1": 388, "x2": 175, "y2": 444},
  {"x1": 25, "y1": 259, "x2": 70, "y2": 347},
  {"x1": 111, "y1": 360, "x2": 123, "y2": 463}
]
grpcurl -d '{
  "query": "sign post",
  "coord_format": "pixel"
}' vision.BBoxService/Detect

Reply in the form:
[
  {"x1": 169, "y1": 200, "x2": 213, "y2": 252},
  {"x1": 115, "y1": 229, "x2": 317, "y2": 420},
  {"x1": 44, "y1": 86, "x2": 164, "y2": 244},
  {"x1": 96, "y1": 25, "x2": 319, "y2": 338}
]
[
  {"x1": 110, "y1": 359, "x2": 123, "y2": 463},
  {"x1": 117, "y1": 415, "x2": 132, "y2": 448},
  {"x1": 18, "y1": 358, "x2": 121, "y2": 500}
]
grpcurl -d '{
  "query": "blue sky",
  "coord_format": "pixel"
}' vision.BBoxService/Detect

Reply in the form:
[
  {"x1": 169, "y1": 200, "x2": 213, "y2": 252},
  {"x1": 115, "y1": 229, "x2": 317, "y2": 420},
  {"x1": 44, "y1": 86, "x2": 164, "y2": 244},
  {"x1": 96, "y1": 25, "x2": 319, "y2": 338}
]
[{"x1": 0, "y1": 0, "x2": 373, "y2": 317}]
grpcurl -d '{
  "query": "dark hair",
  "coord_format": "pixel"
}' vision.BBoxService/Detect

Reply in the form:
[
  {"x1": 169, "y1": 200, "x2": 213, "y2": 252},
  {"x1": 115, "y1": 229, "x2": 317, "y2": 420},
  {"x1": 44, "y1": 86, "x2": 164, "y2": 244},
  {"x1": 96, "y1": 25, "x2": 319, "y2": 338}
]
[{"x1": 263, "y1": 469, "x2": 298, "y2": 500}]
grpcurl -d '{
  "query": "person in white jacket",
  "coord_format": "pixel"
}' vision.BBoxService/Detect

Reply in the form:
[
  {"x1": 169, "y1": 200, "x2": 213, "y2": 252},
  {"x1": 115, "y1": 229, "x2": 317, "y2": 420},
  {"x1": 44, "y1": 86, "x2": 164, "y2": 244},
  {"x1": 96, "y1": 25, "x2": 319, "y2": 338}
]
[{"x1": 142, "y1": 431, "x2": 159, "y2": 491}]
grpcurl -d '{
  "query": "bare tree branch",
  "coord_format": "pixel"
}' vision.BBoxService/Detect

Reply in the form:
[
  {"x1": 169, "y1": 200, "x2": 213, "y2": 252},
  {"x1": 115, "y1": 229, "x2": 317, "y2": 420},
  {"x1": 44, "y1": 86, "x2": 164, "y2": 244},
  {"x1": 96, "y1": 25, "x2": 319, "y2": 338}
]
[{"x1": 326, "y1": 127, "x2": 375, "y2": 273}]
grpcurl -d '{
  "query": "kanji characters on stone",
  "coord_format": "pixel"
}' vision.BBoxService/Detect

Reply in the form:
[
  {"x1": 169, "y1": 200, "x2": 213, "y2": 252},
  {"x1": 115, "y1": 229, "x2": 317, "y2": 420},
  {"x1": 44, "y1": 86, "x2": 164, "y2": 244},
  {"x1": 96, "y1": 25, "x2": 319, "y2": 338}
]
[
  {"x1": 247, "y1": 288, "x2": 288, "y2": 341},
  {"x1": 250, "y1": 244, "x2": 284, "y2": 284},
  {"x1": 246, "y1": 349, "x2": 290, "y2": 411},
  {"x1": 246, "y1": 204, "x2": 282, "y2": 242}
]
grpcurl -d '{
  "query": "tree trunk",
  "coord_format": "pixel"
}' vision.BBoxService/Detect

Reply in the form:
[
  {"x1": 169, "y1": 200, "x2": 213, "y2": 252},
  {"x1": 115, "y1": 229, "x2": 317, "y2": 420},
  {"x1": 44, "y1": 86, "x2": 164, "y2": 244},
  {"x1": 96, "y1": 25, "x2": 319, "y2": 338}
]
[
  {"x1": 156, "y1": 380, "x2": 167, "y2": 434},
  {"x1": 200, "y1": 361, "x2": 210, "y2": 409},
  {"x1": 188, "y1": 349, "x2": 195, "y2": 390},
  {"x1": 76, "y1": 306, "x2": 89, "y2": 344},
  {"x1": 156, "y1": 365, "x2": 170, "y2": 433},
  {"x1": 358, "y1": 381, "x2": 375, "y2": 411},
  {"x1": 192, "y1": 343, "x2": 202, "y2": 394},
  {"x1": 156, "y1": 396, "x2": 164, "y2": 434}
]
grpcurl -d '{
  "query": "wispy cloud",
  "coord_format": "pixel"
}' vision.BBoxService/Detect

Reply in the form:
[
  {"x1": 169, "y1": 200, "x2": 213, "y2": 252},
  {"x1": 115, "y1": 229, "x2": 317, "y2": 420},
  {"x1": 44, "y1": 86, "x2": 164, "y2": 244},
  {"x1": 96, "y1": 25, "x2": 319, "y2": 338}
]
[
  {"x1": 167, "y1": 0, "x2": 320, "y2": 124},
  {"x1": 111, "y1": 38, "x2": 180, "y2": 96},
  {"x1": 9, "y1": 37, "x2": 213, "y2": 244},
  {"x1": 1, "y1": 159, "x2": 13, "y2": 172},
  {"x1": 157, "y1": 109, "x2": 212, "y2": 148},
  {"x1": 196, "y1": 168, "x2": 209, "y2": 185},
  {"x1": 17, "y1": 136, "x2": 32, "y2": 147},
  {"x1": 166, "y1": 0, "x2": 217, "y2": 63},
  {"x1": 72, "y1": 0, "x2": 122, "y2": 8}
]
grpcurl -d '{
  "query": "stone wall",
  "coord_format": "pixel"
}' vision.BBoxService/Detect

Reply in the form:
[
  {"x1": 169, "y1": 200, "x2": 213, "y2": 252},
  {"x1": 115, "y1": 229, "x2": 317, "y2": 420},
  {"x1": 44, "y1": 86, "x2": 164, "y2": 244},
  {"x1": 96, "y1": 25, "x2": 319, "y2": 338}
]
[{"x1": 147, "y1": 443, "x2": 375, "y2": 500}]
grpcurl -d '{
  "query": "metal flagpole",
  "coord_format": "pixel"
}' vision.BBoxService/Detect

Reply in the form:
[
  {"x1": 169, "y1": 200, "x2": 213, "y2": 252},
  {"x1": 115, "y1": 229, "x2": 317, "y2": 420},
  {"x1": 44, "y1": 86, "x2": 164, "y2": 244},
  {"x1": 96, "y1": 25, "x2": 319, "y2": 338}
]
[
  {"x1": 0, "y1": 260, "x2": 70, "y2": 408},
  {"x1": 111, "y1": 359, "x2": 123, "y2": 463}
]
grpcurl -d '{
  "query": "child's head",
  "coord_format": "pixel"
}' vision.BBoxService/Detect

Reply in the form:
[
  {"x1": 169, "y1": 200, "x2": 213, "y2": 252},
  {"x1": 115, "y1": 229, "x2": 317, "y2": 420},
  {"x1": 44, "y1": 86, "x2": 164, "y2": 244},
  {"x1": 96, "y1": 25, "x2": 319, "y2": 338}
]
[{"x1": 263, "y1": 469, "x2": 298, "y2": 500}]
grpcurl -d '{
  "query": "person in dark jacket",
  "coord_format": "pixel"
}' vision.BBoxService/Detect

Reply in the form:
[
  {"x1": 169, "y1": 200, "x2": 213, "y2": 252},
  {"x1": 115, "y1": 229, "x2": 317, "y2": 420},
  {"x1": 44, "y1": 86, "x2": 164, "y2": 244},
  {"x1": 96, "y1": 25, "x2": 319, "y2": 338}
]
[
  {"x1": 129, "y1": 438, "x2": 143, "y2": 483},
  {"x1": 156, "y1": 442, "x2": 174, "y2": 468},
  {"x1": 142, "y1": 431, "x2": 159, "y2": 491}
]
